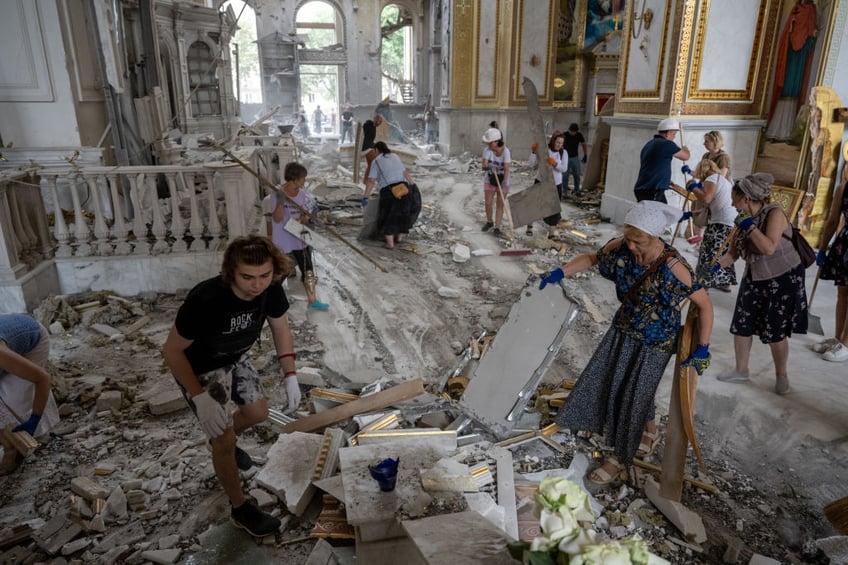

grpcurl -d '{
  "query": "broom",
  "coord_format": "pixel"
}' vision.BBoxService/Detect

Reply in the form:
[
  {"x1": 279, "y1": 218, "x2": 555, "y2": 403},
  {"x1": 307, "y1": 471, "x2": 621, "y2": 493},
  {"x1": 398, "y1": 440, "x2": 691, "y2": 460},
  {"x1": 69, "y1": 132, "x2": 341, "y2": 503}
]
[{"x1": 807, "y1": 267, "x2": 824, "y2": 335}]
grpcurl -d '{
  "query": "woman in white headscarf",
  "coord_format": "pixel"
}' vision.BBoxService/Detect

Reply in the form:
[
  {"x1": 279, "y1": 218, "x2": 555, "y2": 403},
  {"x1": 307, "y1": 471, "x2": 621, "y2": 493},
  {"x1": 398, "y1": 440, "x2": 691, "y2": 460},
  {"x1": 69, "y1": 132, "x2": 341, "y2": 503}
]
[{"x1": 539, "y1": 201, "x2": 714, "y2": 485}]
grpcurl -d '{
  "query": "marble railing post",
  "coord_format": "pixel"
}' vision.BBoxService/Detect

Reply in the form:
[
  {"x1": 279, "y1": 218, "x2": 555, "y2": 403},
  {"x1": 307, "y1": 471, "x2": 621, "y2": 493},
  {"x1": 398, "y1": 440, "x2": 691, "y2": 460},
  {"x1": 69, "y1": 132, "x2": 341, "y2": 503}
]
[
  {"x1": 206, "y1": 162, "x2": 257, "y2": 240},
  {"x1": 0, "y1": 181, "x2": 27, "y2": 282}
]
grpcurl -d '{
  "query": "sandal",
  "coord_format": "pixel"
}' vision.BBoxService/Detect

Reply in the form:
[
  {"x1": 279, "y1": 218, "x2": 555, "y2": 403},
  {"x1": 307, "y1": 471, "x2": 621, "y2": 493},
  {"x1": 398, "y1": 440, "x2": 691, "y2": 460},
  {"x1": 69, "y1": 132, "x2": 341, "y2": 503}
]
[
  {"x1": 525, "y1": 226, "x2": 533, "y2": 236},
  {"x1": 635, "y1": 430, "x2": 659, "y2": 458},
  {"x1": 588, "y1": 458, "x2": 625, "y2": 485}
]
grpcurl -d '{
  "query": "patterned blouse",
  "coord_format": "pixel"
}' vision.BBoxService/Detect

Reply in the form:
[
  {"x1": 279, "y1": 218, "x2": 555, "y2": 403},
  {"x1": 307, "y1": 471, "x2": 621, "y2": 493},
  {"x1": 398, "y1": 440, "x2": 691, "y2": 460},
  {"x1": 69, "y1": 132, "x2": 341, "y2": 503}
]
[{"x1": 597, "y1": 240, "x2": 701, "y2": 352}]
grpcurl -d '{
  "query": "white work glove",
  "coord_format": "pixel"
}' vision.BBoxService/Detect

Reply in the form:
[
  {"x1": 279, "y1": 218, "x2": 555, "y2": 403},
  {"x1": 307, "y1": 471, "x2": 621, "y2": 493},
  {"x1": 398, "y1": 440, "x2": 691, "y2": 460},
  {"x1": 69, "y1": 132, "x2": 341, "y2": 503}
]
[
  {"x1": 192, "y1": 391, "x2": 228, "y2": 438},
  {"x1": 285, "y1": 374, "x2": 302, "y2": 412}
]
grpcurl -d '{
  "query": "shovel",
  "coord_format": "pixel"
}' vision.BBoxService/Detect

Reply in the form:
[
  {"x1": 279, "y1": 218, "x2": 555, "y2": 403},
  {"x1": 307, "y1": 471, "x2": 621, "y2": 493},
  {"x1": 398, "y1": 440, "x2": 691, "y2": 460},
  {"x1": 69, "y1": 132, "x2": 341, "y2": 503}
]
[{"x1": 807, "y1": 267, "x2": 824, "y2": 335}]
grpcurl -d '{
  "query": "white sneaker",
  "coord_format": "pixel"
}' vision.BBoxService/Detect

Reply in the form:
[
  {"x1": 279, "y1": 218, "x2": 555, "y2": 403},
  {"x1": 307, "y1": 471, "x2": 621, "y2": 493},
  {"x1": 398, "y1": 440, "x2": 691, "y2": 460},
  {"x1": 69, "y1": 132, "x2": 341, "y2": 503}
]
[
  {"x1": 823, "y1": 343, "x2": 848, "y2": 362},
  {"x1": 811, "y1": 338, "x2": 838, "y2": 353}
]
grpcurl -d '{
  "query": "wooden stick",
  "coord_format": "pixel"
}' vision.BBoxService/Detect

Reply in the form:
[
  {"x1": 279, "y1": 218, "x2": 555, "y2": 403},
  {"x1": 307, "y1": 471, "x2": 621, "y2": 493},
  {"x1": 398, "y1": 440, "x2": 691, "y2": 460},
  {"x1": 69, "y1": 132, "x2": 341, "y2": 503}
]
[
  {"x1": 282, "y1": 379, "x2": 425, "y2": 433},
  {"x1": 633, "y1": 459, "x2": 718, "y2": 493}
]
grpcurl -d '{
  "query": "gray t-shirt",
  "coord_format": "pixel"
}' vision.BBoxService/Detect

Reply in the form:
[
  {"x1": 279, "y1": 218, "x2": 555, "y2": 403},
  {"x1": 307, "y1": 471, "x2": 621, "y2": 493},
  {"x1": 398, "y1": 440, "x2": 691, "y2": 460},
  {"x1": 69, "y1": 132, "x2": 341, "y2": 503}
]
[{"x1": 369, "y1": 153, "x2": 407, "y2": 187}]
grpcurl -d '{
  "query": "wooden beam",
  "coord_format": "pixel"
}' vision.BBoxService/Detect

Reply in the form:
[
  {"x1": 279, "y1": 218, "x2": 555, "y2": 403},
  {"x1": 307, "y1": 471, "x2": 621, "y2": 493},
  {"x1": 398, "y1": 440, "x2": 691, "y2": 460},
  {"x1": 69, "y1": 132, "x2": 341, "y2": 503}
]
[
  {"x1": 1, "y1": 425, "x2": 38, "y2": 456},
  {"x1": 282, "y1": 379, "x2": 425, "y2": 433}
]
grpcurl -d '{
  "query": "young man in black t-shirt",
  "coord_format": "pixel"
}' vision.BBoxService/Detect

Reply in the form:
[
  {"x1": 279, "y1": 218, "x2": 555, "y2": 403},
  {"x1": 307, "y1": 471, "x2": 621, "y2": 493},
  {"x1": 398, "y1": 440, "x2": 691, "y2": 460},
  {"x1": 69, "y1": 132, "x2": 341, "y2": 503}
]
[
  {"x1": 563, "y1": 123, "x2": 588, "y2": 196},
  {"x1": 163, "y1": 235, "x2": 299, "y2": 538}
]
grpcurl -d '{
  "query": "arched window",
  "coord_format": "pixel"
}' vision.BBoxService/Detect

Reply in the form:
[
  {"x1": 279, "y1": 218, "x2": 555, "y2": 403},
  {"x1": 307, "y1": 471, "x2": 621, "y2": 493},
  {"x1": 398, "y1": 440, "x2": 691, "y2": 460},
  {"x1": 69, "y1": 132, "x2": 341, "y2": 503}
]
[
  {"x1": 187, "y1": 41, "x2": 221, "y2": 116},
  {"x1": 380, "y1": 4, "x2": 413, "y2": 102},
  {"x1": 296, "y1": 1, "x2": 339, "y2": 49}
]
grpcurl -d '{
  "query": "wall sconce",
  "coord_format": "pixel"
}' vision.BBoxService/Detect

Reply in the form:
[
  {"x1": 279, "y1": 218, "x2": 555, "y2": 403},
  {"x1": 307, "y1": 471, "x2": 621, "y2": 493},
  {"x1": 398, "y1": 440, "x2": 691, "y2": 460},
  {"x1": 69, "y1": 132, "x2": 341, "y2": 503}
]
[{"x1": 631, "y1": 0, "x2": 654, "y2": 39}]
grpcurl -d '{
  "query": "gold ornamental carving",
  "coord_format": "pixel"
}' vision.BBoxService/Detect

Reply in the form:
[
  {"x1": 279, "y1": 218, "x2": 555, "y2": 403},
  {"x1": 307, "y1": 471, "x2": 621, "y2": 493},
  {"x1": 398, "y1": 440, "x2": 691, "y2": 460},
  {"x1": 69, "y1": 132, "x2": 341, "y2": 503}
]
[
  {"x1": 672, "y1": 0, "x2": 697, "y2": 109},
  {"x1": 452, "y1": 0, "x2": 476, "y2": 107}
]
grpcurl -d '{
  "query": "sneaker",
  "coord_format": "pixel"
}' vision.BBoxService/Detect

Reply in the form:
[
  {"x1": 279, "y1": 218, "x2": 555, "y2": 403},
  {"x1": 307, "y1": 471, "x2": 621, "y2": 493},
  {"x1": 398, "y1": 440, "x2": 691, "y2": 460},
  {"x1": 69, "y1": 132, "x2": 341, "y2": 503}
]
[
  {"x1": 230, "y1": 501, "x2": 281, "y2": 537},
  {"x1": 812, "y1": 338, "x2": 839, "y2": 353},
  {"x1": 716, "y1": 370, "x2": 750, "y2": 383},
  {"x1": 492, "y1": 228, "x2": 503, "y2": 237},
  {"x1": 482, "y1": 221, "x2": 494, "y2": 232},
  {"x1": 525, "y1": 226, "x2": 533, "y2": 236},
  {"x1": 235, "y1": 446, "x2": 254, "y2": 471},
  {"x1": 308, "y1": 300, "x2": 329, "y2": 311},
  {"x1": 823, "y1": 343, "x2": 848, "y2": 362},
  {"x1": 775, "y1": 375, "x2": 790, "y2": 395}
]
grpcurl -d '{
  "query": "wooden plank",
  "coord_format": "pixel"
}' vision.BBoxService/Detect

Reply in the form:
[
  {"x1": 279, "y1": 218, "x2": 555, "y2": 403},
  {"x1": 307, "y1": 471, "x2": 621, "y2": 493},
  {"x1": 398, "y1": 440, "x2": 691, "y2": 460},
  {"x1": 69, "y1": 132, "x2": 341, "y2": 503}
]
[
  {"x1": 282, "y1": 379, "x2": 425, "y2": 433},
  {"x1": 1, "y1": 426, "x2": 37, "y2": 456}
]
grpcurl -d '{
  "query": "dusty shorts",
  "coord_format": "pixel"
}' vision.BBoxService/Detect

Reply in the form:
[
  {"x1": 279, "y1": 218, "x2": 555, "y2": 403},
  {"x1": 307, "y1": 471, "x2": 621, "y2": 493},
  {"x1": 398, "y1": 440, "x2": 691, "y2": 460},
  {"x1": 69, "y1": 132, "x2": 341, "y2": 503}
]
[{"x1": 178, "y1": 352, "x2": 265, "y2": 425}]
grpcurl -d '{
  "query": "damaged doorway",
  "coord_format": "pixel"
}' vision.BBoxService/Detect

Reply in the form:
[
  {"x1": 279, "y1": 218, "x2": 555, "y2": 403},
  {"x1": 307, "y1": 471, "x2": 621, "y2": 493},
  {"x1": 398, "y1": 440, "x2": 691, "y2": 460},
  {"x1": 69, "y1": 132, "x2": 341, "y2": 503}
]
[
  {"x1": 380, "y1": 4, "x2": 414, "y2": 103},
  {"x1": 296, "y1": 1, "x2": 344, "y2": 136},
  {"x1": 299, "y1": 65, "x2": 340, "y2": 136}
]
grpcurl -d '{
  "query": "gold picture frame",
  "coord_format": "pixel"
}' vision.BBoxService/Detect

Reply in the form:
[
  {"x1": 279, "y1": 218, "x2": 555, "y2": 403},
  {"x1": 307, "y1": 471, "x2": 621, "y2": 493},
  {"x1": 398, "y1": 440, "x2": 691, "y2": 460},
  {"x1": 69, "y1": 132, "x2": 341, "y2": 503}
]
[
  {"x1": 770, "y1": 185, "x2": 805, "y2": 223},
  {"x1": 594, "y1": 93, "x2": 613, "y2": 115}
]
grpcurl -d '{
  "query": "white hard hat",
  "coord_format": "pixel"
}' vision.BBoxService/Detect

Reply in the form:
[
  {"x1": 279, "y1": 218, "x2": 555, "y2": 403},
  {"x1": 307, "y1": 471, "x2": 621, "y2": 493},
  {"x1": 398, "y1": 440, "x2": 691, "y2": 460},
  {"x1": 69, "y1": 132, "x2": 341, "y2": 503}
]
[
  {"x1": 482, "y1": 128, "x2": 502, "y2": 143},
  {"x1": 657, "y1": 118, "x2": 680, "y2": 132}
]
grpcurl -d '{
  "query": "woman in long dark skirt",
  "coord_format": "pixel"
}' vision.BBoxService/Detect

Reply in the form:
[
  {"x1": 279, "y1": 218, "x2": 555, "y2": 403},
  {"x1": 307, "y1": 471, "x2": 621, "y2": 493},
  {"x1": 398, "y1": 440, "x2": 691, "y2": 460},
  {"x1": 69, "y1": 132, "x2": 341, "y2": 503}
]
[
  {"x1": 539, "y1": 201, "x2": 714, "y2": 485},
  {"x1": 364, "y1": 141, "x2": 420, "y2": 249}
]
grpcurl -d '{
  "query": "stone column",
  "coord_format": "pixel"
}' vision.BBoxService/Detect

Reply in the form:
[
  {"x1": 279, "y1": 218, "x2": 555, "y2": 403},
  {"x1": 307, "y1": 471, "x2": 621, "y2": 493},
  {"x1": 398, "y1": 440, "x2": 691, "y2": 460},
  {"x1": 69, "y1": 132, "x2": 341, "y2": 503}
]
[{"x1": 205, "y1": 162, "x2": 258, "y2": 240}]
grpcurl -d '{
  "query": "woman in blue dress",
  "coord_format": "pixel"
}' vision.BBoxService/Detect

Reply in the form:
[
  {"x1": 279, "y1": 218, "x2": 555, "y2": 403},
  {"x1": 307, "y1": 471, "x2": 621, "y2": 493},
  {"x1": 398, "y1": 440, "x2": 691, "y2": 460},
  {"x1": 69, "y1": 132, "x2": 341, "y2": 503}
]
[{"x1": 539, "y1": 201, "x2": 714, "y2": 484}]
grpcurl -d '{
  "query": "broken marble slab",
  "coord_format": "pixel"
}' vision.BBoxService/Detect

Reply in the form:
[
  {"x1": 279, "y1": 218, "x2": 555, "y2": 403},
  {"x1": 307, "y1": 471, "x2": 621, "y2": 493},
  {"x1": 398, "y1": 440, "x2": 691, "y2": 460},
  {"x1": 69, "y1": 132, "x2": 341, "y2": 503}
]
[
  {"x1": 401, "y1": 511, "x2": 515, "y2": 564},
  {"x1": 460, "y1": 280, "x2": 580, "y2": 438},
  {"x1": 338, "y1": 443, "x2": 446, "y2": 542},
  {"x1": 255, "y1": 431, "x2": 324, "y2": 516}
]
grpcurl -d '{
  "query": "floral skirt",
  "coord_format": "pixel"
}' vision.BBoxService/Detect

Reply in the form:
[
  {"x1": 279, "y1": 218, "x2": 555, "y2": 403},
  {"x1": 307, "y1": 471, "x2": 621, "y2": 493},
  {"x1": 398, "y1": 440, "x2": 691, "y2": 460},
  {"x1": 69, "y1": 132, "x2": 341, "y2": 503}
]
[
  {"x1": 696, "y1": 223, "x2": 737, "y2": 287},
  {"x1": 730, "y1": 264, "x2": 808, "y2": 343},
  {"x1": 554, "y1": 326, "x2": 673, "y2": 465},
  {"x1": 820, "y1": 225, "x2": 848, "y2": 286}
]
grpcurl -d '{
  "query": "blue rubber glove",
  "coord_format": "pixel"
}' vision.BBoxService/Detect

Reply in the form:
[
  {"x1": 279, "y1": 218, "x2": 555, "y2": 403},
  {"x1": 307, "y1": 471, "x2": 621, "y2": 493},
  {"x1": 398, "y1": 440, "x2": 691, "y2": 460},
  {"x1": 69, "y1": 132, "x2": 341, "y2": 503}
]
[
  {"x1": 685, "y1": 180, "x2": 702, "y2": 192},
  {"x1": 13, "y1": 414, "x2": 41, "y2": 436},
  {"x1": 681, "y1": 165, "x2": 692, "y2": 175},
  {"x1": 581, "y1": 155, "x2": 587, "y2": 163},
  {"x1": 711, "y1": 262, "x2": 722, "y2": 273},
  {"x1": 679, "y1": 211, "x2": 692, "y2": 223},
  {"x1": 816, "y1": 250, "x2": 827, "y2": 267},
  {"x1": 539, "y1": 268, "x2": 565, "y2": 290},
  {"x1": 361, "y1": 197, "x2": 369, "y2": 208},
  {"x1": 735, "y1": 211, "x2": 754, "y2": 231},
  {"x1": 681, "y1": 344, "x2": 711, "y2": 375}
]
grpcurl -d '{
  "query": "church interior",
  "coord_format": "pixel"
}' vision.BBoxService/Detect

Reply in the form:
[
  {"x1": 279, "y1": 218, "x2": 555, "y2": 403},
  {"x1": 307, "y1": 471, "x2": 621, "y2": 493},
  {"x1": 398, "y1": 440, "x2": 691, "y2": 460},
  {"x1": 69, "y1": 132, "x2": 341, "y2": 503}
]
[{"x1": 1, "y1": 0, "x2": 848, "y2": 563}]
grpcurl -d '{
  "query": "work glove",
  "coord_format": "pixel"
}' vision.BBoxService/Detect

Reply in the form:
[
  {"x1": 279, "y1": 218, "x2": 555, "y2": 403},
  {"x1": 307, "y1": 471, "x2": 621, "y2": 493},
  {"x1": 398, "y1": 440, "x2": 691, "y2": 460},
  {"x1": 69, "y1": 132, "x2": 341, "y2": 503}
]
[
  {"x1": 285, "y1": 374, "x2": 302, "y2": 412},
  {"x1": 685, "y1": 180, "x2": 702, "y2": 192},
  {"x1": 192, "y1": 391, "x2": 228, "y2": 438},
  {"x1": 361, "y1": 197, "x2": 369, "y2": 208},
  {"x1": 734, "y1": 211, "x2": 754, "y2": 231},
  {"x1": 681, "y1": 165, "x2": 692, "y2": 175},
  {"x1": 581, "y1": 155, "x2": 587, "y2": 163},
  {"x1": 816, "y1": 249, "x2": 827, "y2": 267},
  {"x1": 546, "y1": 156, "x2": 557, "y2": 167},
  {"x1": 680, "y1": 344, "x2": 711, "y2": 376},
  {"x1": 531, "y1": 142, "x2": 539, "y2": 152},
  {"x1": 538, "y1": 268, "x2": 565, "y2": 290},
  {"x1": 12, "y1": 414, "x2": 41, "y2": 436},
  {"x1": 679, "y1": 211, "x2": 692, "y2": 223}
]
